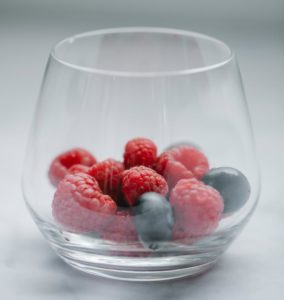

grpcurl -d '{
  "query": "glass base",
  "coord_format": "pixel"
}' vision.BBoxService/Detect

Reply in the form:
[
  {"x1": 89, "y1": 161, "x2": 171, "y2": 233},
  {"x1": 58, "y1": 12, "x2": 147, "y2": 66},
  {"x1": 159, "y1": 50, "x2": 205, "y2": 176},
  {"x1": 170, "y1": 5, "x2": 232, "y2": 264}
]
[
  {"x1": 32, "y1": 213, "x2": 238, "y2": 282},
  {"x1": 59, "y1": 252, "x2": 218, "y2": 281},
  {"x1": 47, "y1": 232, "x2": 222, "y2": 281}
]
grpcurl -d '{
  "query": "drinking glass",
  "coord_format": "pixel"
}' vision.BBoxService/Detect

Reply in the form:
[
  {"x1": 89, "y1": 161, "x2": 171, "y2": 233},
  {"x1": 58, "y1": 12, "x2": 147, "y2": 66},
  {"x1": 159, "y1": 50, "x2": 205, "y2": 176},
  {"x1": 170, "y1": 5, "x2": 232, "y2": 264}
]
[{"x1": 22, "y1": 28, "x2": 260, "y2": 281}]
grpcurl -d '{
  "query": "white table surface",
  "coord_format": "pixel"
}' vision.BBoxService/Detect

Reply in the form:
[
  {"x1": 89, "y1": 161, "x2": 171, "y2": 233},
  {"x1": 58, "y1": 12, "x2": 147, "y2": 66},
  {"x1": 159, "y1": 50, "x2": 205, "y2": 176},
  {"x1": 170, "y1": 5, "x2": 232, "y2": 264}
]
[{"x1": 1, "y1": 7, "x2": 284, "y2": 299}]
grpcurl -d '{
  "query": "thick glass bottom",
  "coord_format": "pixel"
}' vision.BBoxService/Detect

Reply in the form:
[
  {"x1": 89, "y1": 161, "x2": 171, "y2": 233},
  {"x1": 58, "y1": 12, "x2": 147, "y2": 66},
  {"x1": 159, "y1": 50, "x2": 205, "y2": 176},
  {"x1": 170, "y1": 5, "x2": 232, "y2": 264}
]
[
  {"x1": 31, "y1": 212, "x2": 242, "y2": 282},
  {"x1": 58, "y1": 251, "x2": 218, "y2": 281}
]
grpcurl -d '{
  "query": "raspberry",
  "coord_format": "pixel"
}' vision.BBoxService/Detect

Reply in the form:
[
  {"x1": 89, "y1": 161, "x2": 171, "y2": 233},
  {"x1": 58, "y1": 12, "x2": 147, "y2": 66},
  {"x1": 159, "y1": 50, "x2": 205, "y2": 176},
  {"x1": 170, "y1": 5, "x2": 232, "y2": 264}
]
[
  {"x1": 123, "y1": 137, "x2": 157, "y2": 169},
  {"x1": 173, "y1": 178, "x2": 204, "y2": 190},
  {"x1": 155, "y1": 152, "x2": 194, "y2": 189},
  {"x1": 89, "y1": 159, "x2": 124, "y2": 199},
  {"x1": 52, "y1": 173, "x2": 117, "y2": 233},
  {"x1": 170, "y1": 146, "x2": 209, "y2": 179},
  {"x1": 155, "y1": 145, "x2": 209, "y2": 188},
  {"x1": 48, "y1": 148, "x2": 96, "y2": 186},
  {"x1": 102, "y1": 210, "x2": 138, "y2": 243},
  {"x1": 122, "y1": 166, "x2": 169, "y2": 206},
  {"x1": 170, "y1": 179, "x2": 223, "y2": 239},
  {"x1": 68, "y1": 164, "x2": 90, "y2": 175}
]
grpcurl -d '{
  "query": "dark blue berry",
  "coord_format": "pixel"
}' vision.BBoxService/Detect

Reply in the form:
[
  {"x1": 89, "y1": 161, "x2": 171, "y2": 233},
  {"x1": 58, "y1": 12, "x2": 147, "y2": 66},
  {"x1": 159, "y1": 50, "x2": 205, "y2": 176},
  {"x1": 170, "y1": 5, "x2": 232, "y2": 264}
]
[
  {"x1": 133, "y1": 192, "x2": 174, "y2": 250},
  {"x1": 202, "y1": 167, "x2": 250, "y2": 214},
  {"x1": 165, "y1": 141, "x2": 201, "y2": 151}
]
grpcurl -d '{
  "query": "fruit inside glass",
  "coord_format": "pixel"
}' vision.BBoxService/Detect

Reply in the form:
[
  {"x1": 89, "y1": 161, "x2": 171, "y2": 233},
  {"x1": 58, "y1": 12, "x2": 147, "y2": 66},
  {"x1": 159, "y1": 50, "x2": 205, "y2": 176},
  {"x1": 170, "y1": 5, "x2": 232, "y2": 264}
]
[{"x1": 22, "y1": 28, "x2": 260, "y2": 281}]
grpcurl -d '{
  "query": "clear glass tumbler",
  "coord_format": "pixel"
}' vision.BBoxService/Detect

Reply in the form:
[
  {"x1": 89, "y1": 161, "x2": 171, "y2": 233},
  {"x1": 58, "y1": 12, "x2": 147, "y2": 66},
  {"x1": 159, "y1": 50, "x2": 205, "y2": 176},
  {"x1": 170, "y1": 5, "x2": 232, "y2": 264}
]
[{"x1": 22, "y1": 28, "x2": 260, "y2": 281}]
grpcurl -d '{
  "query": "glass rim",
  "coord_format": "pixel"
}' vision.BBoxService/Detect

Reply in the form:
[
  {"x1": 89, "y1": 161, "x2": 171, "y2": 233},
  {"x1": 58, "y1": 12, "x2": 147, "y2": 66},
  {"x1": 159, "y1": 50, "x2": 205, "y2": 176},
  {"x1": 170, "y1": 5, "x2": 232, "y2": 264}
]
[{"x1": 51, "y1": 27, "x2": 235, "y2": 78}]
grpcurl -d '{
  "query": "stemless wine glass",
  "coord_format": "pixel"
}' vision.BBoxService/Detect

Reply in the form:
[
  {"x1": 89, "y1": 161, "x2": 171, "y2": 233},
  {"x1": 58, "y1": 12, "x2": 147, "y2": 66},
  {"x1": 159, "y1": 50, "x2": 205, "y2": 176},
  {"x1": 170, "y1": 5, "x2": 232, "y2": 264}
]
[{"x1": 22, "y1": 28, "x2": 260, "y2": 281}]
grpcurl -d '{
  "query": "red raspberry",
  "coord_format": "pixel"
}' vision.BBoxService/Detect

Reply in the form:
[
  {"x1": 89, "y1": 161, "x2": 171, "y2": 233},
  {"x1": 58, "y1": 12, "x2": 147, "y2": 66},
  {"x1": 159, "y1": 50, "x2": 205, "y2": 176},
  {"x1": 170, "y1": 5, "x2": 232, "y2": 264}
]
[
  {"x1": 68, "y1": 164, "x2": 90, "y2": 175},
  {"x1": 89, "y1": 159, "x2": 124, "y2": 199},
  {"x1": 48, "y1": 148, "x2": 96, "y2": 186},
  {"x1": 102, "y1": 210, "x2": 138, "y2": 243},
  {"x1": 155, "y1": 145, "x2": 209, "y2": 188},
  {"x1": 123, "y1": 137, "x2": 157, "y2": 169},
  {"x1": 155, "y1": 152, "x2": 194, "y2": 189},
  {"x1": 122, "y1": 166, "x2": 168, "y2": 206},
  {"x1": 170, "y1": 179, "x2": 223, "y2": 239},
  {"x1": 52, "y1": 173, "x2": 117, "y2": 233}
]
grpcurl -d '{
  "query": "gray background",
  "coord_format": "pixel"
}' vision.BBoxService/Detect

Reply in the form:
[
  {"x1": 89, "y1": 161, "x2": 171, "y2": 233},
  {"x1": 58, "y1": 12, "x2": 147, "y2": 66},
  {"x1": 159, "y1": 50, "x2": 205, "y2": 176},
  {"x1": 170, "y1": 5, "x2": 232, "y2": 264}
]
[{"x1": 0, "y1": 0, "x2": 284, "y2": 299}]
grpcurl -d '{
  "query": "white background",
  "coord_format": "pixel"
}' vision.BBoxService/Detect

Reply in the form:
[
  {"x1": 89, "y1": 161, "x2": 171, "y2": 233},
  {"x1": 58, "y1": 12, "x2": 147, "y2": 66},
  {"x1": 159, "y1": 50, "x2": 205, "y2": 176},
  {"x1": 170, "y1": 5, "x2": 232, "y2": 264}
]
[{"x1": 1, "y1": 0, "x2": 284, "y2": 299}]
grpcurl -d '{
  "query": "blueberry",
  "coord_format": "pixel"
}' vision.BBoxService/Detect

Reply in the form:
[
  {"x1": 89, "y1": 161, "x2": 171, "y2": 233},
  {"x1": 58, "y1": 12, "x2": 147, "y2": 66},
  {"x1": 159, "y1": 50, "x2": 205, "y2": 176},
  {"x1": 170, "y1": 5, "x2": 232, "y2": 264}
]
[
  {"x1": 165, "y1": 141, "x2": 201, "y2": 151},
  {"x1": 133, "y1": 192, "x2": 174, "y2": 250},
  {"x1": 202, "y1": 167, "x2": 251, "y2": 214}
]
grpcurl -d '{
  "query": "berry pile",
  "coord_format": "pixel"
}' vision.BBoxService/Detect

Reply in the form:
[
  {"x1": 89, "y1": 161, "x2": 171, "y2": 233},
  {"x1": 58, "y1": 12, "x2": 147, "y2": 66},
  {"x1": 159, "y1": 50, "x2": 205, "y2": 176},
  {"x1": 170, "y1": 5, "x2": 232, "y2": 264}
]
[{"x1": 49, "y1": 137, "x2": 250, "y2": 249}]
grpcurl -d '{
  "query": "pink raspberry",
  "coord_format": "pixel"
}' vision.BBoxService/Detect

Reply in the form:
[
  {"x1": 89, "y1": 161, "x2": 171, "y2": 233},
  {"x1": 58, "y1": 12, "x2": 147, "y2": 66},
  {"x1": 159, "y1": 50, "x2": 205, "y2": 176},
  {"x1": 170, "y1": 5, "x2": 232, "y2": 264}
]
[
  {"x1": 155, "y1": 145, "x2": 209, "y2": 189},
  {"x1": 123, "y1": 137, "x2": 157, "y2": 169},
  {"x1": 170, "y1": 146, "x2": 209, "y2": 179},
  {"x1": 155, "y1": 152, "x2": 194, "y2": 189},
  {"x1": 52, "y1": 173, "x2": 117, "y2": 233},
  {"x1": 122, "y1": 166, "x2": 169, "y2": 206},
  {"x1": 48, "y1": 148, "x2": 96, "y2": 186},
  {"x1": 170, "y1": 179, "x2": 223, "y2": 240}
]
